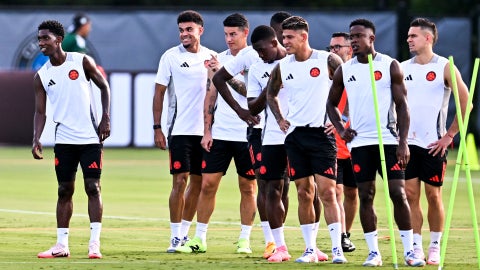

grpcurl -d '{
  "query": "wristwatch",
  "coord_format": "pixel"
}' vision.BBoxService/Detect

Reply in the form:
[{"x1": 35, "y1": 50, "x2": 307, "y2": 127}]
[{"x1": 153, "y1": 124, "x2": 162, "y2": 129}]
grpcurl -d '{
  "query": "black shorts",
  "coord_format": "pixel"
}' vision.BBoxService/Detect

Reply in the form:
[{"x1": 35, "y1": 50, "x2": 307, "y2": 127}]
[
  {"x1": 168, "y1": 135, "x2": 203, "y2": 175},
  {"x1": 405, "y1": 145, "x2": 447, "y2": 187},
  {"x1": 350, "y1": 145, "x2": 405, "y2": 183},
  {"x1": 202, "y1": 139, "x2": 255, "y2": 180},
  {"x1": 54, "y1": 144, "x2": 103, "y2": 182},
  {"x1": 247, "y1": 127, "x2": 262, "y2": 170},
  {"x1": 259, "y1": 144, "x2": 288, "y2": 180},
  {"x1": 337, "y1": 158, "x2": 357, "y2": 188},
  {"x1": 284, "y1": 127, "x2": 337, "y2": 181}
]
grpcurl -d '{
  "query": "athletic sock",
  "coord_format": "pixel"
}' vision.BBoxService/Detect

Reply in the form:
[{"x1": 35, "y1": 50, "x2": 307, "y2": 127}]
[
  {"x1": 180, "y1": 219, "x2": 192, "y2": 239},
  {"x1": 364, "y1": 230, "x2": 380, "y2": 254},
  {"x1": 300, "y1": 223, "x2": 316, "y2": 250},
  {"x1": 399, "y1": 229, "x2": 414, "y2": 256},
  {"x1": 261, "y1": 221, "x2": 274, "y2": 244},
  {"x1": 89, "y1": 222, "x2": 102, "y2": 243},
  {"x1": 57, "y1": 228, "x2": 69, "y2": 247},
  {"x1": 170, "y1": 222, "x2": 181, "y2": 239},
  {"x1": 413, "y1": 233, "x2": 423, "y2": 250},
  {"x1": 429, "y1": 231, "x2": 442, "y2": 248},
  {"x1": 327, "y1": 222, "x2": 342, "y2": 252},
  {"x1": 195, "y1": 222, "x2": 208, "y2": 242},
  {"x1": 271, "y1": 226, "x2": 286, "y2": 247},
  {"x1": 239, "y1": 224, "x2": 252, "y2": 240}
]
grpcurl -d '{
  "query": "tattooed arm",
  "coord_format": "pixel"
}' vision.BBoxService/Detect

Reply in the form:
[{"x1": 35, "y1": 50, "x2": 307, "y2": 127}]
[
  {"x1": 266, "y1": 63, "x2": 289, "y2": 133},
  {"x1": 201, "y1": 67, "x2": 218, "y2": 152}
]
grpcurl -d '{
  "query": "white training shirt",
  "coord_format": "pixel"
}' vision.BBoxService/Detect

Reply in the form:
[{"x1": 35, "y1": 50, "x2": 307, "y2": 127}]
[
  {"x1": 342, "y1": 53, "x2": 398, "y2": 148},
  {"x1": 211, "y1": 49, "x2": 249, "y2": 142},
  {"x1": 279, "y1": 49, "x2": 331, "y2": 135},
  {"x1": 223, "y1": 45, "x2": 264, "y2": 129},
  {"x1": 37, "y1": 52, "x2": 100, "y2": 144},
  {"x1": 247, "y1": 60, "x2": 287, "y2": 145},
  {"x1": 401, "y1": 54, "x2": 450, "y2": 149},
  {"x1": 155, "y1": 44, "x2": 216, "y2": 137}
]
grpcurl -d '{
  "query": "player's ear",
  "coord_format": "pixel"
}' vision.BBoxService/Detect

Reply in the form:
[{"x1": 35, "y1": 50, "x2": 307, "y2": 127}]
[
  {"x1": 198, "y1": 26, "x2": 204, "y2": 36},
  {"x1": 271, "y1": 38, "x2": 278, "y2": 47}
]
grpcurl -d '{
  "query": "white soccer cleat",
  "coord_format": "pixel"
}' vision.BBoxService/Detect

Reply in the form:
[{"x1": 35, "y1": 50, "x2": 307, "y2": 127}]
[
  {"x1": 167, "y1": 237, "x2": 181, "y2": 253},
  {"x1": 332, "y1": 247, "x2": 348, "y2": 264},
  {"x1": 37, "y1": 243, "x2": 70, "y2": 258},
  {"x1": 295, "y1": 248, "x2": 318, "y2": 263},
  {"x1": 404, "y1": 250, "x2": 426, "y2": 267},
  {"x1": 427, "y1": 246, "x2": 440, "y2": 265},
  {"x1": 362, "y1": 251, "x2": 382, "y2": 267},
  {"x1": 88, "y1": 241, "x2": 102, "y2": 259}
]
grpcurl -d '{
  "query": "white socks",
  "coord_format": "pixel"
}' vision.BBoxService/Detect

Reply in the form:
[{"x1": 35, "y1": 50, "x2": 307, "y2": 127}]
[
  {"x1": 57, "y1": 228, "x2": 69, "y2": 247},
  {"x1": 261, "y1": 221, "x2": 274, "y2": 244}
]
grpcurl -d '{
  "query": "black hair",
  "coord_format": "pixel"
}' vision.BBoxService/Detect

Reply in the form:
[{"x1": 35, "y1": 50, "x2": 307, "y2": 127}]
[
  {"x1": 282, "y1": 16, "x2": 309, "y2": 32},
  {"x1": 177, "y1": 10, "x2": 204, "y2": 26},
  {"x1": 331, "y1": 32, "x2": 350, "y2": 40},
  {"x1": 251, "y1": 25, "x2": 276, "y2": 44},
  {"x1": 349, "y1": 18, "x2": 376, "y2": 34},
  {"x1": 270, "y1": 11, "x2": 292, "y2": 25},
  {"x1": 71, "y1": 13, "x2": 90, "y2": 33},
  {"x1": 410, "y1": 17, "x2": 438, "y2": 44},
  {"x1": 38, "y1": 20, "x2": 65, "y2": 38},
  {"x1": 223, "y1": 13, "x2": 249, "y2": 29}
]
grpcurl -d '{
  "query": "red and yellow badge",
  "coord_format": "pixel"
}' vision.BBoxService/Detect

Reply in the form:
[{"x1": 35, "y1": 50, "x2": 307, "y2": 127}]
[
  {"x1": 310, "y1": 67, "x2": 320, "y2": 77},
  {"x1": 426, "y1": 71, "x2": 436, "y2": 81},
  {"x1": 374, "y1": 70, "x2": 382, "y2": 81},
  {"x1": 68, "y1": 69, "x2": 79, "y2": 80}
]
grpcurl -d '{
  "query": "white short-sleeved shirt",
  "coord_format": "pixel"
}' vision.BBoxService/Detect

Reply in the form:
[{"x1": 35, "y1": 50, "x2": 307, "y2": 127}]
[
  {"x1": 401, "y1": 54, "x2": 450, "y2": 148},
  {"x1": 342, "y1": 53, "x2": 398, "y2": 148},
  {"x1": 155, "y1": 44, "x2": 216, "y2": 137},
  {"x1": 247, "y1": 60, "x2": 287, "y2": 145},
  {"x1": 37, "y1": 52, "x2": 100, "y2": 144},
  {"x1": 279, "y1": 50, "x2": 331, "y2": 135},
  {"x1": 211, "y1": 49, "x2": 249, "y2": 141}
]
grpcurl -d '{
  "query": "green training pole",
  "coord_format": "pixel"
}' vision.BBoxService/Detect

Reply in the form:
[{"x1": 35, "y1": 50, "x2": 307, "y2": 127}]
[
  {"x1": 368, "y1": 54, "x2": 398, "y2": 269},
  {"x1": 439, "y1": 57, "x2": 480, "y2": 270}
]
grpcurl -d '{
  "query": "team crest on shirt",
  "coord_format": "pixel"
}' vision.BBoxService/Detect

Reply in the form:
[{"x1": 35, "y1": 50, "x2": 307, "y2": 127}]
[
  {"x1": 68, "y1": 70, "x2": 79, "y2": 80},
  {"x1": 310, "y1": 67, "x2": 320, "y2": 77},
  {"x1": 426, "y1": 71, "x2": 436, "y2": 81},
  {"x1": 374, "y1": 70, "x2": 382, "y2": 81}
]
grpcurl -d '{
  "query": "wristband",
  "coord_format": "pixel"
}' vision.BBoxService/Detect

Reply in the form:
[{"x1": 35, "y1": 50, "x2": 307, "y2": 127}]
[{"x1": 153, "y1": 124, "x2": 162, "y2": 130}]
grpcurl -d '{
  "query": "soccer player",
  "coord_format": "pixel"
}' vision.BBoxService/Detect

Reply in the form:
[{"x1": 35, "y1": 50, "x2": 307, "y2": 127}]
[
  {"x1": 177, "y1": 13, "x2": 257, "y2": 254},
  {"x1": 266, "y1": 16, "x2": 347, "y2": 264},
  {"x1": 270, "y1": 11, "x2": 291, "y2": 46},
  {"x1": 33, "y1": 20, "x2": 111, "y2": 259},
  {"x1": 246, "y1": 25, "x2": 290, "y2": 262},
  {"x1": 402, "y1": 18, "x2": 469, "y2": 265},
  {"x1": 152, "y1": 10, "x2": 216, "y2": 253},
  {"x1": 326, "y1": 32, "x2": 357, "y2": 253},
  {"x1": 326, "y1": 18, "x2": 425, "y2": 267}
]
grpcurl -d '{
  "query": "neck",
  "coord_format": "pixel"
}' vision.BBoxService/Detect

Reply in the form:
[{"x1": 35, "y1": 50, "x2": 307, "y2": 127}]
[
  {"x1": 294, "y1": 45, "x2": 313, "y2": 62},
  {"x1": 231, "y1": 44, "x2": 247, "y2": 56},
  {"x1": 186, "y1": 42, "x2": 200, "y2": 53},
  {"x1": 357, "y1": 48, "x2": 376, "y2": 63},
  {"x1": 49, "y1": 50, "x2": 67, "y2": 66},
  {"x1": 414, "y1": 49, "x2": 434, "y2": 65}
]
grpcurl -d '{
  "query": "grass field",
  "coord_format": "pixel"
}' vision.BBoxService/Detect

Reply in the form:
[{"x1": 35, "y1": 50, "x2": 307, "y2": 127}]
[{"x1": 1, "y1": 146, "x2": 479, "y2": 269}]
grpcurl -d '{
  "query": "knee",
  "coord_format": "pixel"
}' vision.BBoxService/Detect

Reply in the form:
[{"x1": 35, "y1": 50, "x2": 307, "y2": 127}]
[
  {"x1": 358, "y1": 189, "x2": 375, "y2": 206},
  {"x1": 319, "y1": 187, "x2": 337, "y2": 204},
  {"x1": 58, "y1": 183, "x2": 74, "y2": 199},
  {"x1": 344, "y1": 188, "x2": 358, "y2": 202},
  {"x1": 172, "y1": 173, "x2": 189, "y2": 190},
  {"x1": 85, "y1": 179, "x2": 101, "y2": 197},
  {"x1": 389, "y1": 186, "x2": 407, "y2": 202},
  {"x1": 426, "y1": 190, "x2": 442, "y2": 206},
  {"x1": 297, "y1": 188, "x2": 314, "y2": 204},
  {"x1": 267, "y1": 182, "x2": 282, "y2": 200}
]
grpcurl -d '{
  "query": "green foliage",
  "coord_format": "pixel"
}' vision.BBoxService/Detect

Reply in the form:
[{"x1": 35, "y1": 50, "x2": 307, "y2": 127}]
[{"x1": 0, "y1": 147, "x2": 479, "y2": 269}]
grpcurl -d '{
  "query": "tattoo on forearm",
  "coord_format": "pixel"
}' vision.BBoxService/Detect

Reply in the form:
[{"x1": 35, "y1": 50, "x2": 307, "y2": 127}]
[
  {"x1": 227, "y1": 78, "x2": 247, "y2": 96},
  {"x1": 206, "y1": 78, "x2": 211, "y2": 92}
]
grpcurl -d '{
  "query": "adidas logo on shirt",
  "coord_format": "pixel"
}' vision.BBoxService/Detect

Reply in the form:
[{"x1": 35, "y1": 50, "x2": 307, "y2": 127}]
[
  {"x1": 180, "y1": 62, "x2": 190, "y2": 68},
  {"x1": 405, "y1": 74, "x2": 413, "y2": 81},
  {"x1": 286, "y1": 73, "x2": 294, "y2": 80},
  {"x1": 261, "y1": 72, "x2": 270, "y2": 79},
  {"x1": 48, "y1": 79, "x2": 56, "y2": 87},
  {"x1": 347, "y1": 75, "x2": 356, "y2": 82}
]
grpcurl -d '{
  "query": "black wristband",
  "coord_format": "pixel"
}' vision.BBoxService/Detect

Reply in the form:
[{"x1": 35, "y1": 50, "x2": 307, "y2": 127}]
[{"x1": 153, "y1": 124, "x2": 162, "y2": 130}]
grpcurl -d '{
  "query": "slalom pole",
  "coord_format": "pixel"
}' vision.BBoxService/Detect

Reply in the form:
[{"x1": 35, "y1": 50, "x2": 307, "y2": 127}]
[
  {"x1": 439, "y1": 57, "x2": 480, "y2": 270},
  {"x1": 368, "y1": 54, "x2": 398, "y2": 269}
]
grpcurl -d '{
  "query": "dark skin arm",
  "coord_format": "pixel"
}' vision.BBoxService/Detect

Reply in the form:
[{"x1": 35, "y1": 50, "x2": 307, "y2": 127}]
[
  {"x1": 83, "y1": 55, "x2": 111, "y2": 142},
  {"x1": 32, "y1": 73, "x2": 47, "y2": 159},
  {"x1": 266, "y1": 63, "x2": 289, "y2": 133},
  {"x1": 212, "y1": 67, "x2": 259, "y2": 125},
  {"x1": 326, "y1": 66, "x2": 357, "y2": 142},
  {"x1": 390, "y1": 60, "x2": 410, "y2": 169},
  {"x1": 247, "y1": 79, "x2": 269, "y2": 116}
]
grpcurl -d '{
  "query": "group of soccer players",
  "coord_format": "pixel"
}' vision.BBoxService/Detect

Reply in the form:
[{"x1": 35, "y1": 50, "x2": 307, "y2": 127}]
[{"x1": 33, "y1": 8, "x2": 470, "y2": 267}]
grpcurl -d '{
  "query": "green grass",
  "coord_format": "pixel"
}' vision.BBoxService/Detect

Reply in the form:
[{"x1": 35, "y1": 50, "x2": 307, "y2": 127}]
[{"x1": 0, "y1": 146, "x2": 479, "y2": 269}]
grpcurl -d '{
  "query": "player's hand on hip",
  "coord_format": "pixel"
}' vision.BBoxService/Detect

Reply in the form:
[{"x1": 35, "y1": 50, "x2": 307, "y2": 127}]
[
  {"x1": 324, "y1": 123, "x2": 335, "y2": 135},
  {"x1": 427, "y1": 136, "x2": 451, "y2": 157},
  {"x1": 154, "y1": 130, "x2": 167, "y2": 150}
]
